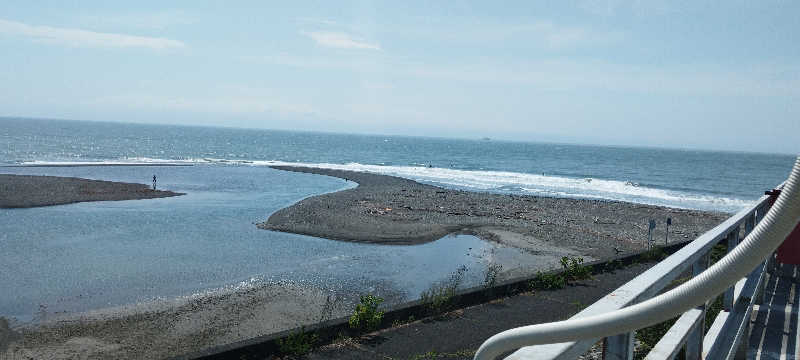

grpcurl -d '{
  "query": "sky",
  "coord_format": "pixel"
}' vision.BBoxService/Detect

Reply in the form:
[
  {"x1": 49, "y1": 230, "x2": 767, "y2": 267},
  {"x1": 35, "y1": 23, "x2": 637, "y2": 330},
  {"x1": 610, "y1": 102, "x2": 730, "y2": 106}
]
[{"x1": 0, "y1": 1, "x2": 798, "y2": 154}]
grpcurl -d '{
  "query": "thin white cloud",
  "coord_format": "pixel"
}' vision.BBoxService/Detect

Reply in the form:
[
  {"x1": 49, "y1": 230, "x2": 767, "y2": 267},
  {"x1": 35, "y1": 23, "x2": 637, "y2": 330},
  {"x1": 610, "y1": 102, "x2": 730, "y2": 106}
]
[
  {"x1": 0, "y1": 19, "x2": 185, "y2": 49},
  {"x1": 302, "y1": 31, "x2": 381, "y2": 50},
  {"x1": 295, "y1": 17, "x2": 340, "y2": 27},
  {"x1": 243, "y1": 51, "x2": 800, "y2": 99},
  {"x1": 79, "y1": 11, "x2": 195, "y2": 30}
]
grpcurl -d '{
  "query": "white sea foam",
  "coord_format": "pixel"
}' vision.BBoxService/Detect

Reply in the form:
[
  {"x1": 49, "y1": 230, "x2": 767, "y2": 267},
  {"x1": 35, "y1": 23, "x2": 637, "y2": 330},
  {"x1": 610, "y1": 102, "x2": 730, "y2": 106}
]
[
  {"x1": 20, "y1": 157, "x2": 753, "y2": 212},
  {"x1": 18, "y1": 158, "x2": 200, "y2": 166},
  {"x1": 246, "y1": 160, "x2": 750, "y2": 212}
]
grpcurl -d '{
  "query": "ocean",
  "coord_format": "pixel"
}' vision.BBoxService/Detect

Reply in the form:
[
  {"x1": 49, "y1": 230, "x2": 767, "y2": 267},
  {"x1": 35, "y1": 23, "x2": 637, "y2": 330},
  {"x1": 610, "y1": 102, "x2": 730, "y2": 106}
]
[{"x1": 0, "y1": 117, "x2": 795, "y2": 323}]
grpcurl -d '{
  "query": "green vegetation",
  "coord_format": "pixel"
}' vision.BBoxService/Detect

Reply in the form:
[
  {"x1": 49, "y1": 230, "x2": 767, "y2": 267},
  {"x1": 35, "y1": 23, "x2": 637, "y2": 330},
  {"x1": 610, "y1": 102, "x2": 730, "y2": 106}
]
[
  {"x1": 634, "y1": 317, "x2": 679, "y2": 360},
  {"x1": 408, "y1": 349, "x2": 476, "y2": 359},
  {"x1": 529, "y1": 256, "x2": 591, "y2": 291},
  {"x1": 634, "y1": 242, "x2": 729, "y2": 359},
  {"x1": 709, "y1": 243, "x2": 728, "y2": 263},
  {"x1": 529, "y1": 271, "x2": 567, "y2": 290},
  {"x1": 392, "y1": 315, "x2": 417, "y2": 327},
  {"x1": 277, "y1": 326, "x2": 318, "y2": 357},
  {"x1": 483, "y1": 263, "x2": 503, "y2": 288},
  {"x1": 349, "y1": 294, "x2": 385, "y2": 331},
  {"x1": 641, "y1": 246, "x2": 668, "y2": 262},
  {"x1": 420, "y1": 265, "x2": 468, "y2": 314},
  {"x1": 560, "y1": 256, "x2": 592, "y2": 282},
  {"x1": 602, "y1": 259, "x2": 626, "y2": 272}
]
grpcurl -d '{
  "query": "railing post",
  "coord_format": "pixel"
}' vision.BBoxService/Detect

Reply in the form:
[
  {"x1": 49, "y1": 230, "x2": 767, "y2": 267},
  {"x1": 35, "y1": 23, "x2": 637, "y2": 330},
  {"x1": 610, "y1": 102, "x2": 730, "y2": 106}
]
[
  {"x1": 603, "y1": 332, "x2": 634, "y2": 360},
  {"x1": 723, "y1": 229, "x2": 740, "y2": 311},
  {"x1": 756, "y1": 203, "x2": 768, "y2": 224},
  {"x1": 685, "y1": 253, "x2": 710, "y2": 360},
  {"x1": 744, "y1": 212, "x2": 756, "y2": 238}
]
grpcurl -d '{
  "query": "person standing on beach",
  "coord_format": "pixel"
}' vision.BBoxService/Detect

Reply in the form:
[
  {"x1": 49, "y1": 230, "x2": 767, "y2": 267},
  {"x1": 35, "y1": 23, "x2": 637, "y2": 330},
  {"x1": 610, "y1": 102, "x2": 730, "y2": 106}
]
[{"x1": 152, "y1": 175, "x2": 157, "y2": 190}]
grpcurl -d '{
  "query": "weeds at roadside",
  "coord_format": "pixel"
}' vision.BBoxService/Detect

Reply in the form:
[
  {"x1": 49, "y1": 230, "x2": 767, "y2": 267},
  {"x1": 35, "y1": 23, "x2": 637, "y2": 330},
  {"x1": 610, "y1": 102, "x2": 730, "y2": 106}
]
[
  {"x1": 529, "y1": 256, "x2": 591, "y2": 291},
  {"x1": 602, "y1": 259, "x2": 626, "y2": 272},
  {"x1": 529, "y1": 271, "x2": 567, "y2": 290},
  {"x1": 641, "y1": 247, "x2": 667, "y2": 262},
  {"x1": 408, "y1": 349, "x2": 476, "y2": 359},
  {"x1": 349, "y1": 294, "x2": 385, "y2": 331},
  {"x1": 483, "y1": 263, "x2": 503, "y2": 288},
  {"x1": 570, "y1": 301, "x2": 586, "y2": 312},
  {"x1": 391, "y1": 314, "x2": 417, "y2": 328},
  {"x1": 277, "y1": 326, "x2": 318, "y2": 357},
  {"x1": 318, "y1": 293, "x2": 343, "y2": 323},
  {"x1": 560, "y1": 256, "x2": 592, "y2": 282},
  {"x1": 420, "y1": 265, "x2": 468, "y2": 314}
]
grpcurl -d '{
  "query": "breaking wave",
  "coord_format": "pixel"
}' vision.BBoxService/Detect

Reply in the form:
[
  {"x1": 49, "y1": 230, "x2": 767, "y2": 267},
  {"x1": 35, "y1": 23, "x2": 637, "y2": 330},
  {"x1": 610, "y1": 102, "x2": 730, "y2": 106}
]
[{"x1": 18, "y1": 157, "x2": 753, "y2": 212}]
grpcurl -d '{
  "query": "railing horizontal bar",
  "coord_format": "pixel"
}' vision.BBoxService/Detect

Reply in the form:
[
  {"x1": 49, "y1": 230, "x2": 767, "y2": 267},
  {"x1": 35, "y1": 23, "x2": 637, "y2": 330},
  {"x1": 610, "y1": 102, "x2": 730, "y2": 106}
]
[
  {"x1": 702, "y1": 261, "x2": 767, "y2": 359},
  {"x1": 508, "y1": 194, "x2": 772, "y2": 359},
  {"x1": 643, "y1": 308, "x2": 704, "y2": 360},
  {"x1": 703, "y1": 311, "x2": 730, "y2": 359},
  {"x1": 732, "y1": 277, "x2": 747, "y2": 307},
  {"x1": 505, "y1": 340, "x2": 598, "y2": 360}
]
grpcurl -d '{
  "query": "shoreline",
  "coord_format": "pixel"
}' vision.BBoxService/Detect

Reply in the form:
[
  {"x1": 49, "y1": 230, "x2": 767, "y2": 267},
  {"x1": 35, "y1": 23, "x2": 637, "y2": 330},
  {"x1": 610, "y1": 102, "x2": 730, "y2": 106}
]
[
  {"x1": 0, "y1": 166, "x2": 732, "y2": 358},
  {"x1": 0, "y1": 174, "x2": 185, "y2": 208},
  {"x1": 1, "y1": 281, "x2": 353, "y2": 359},
  {"x1": 260, "y1": 166, "x2": 728, "y2": 260}
]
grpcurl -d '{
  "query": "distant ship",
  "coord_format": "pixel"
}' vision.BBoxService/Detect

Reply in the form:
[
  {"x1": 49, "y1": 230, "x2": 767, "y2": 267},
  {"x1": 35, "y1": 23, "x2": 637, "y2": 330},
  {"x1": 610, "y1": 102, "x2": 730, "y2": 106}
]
[{"x1": 481, "y1": 137, "x2": 491, "y2": 141}]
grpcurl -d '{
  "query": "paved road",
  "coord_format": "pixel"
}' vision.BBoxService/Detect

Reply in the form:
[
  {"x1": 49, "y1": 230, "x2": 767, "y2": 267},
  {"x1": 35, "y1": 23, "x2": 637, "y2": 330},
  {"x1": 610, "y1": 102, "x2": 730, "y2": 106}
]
[{"x1": 307, "y1": 262, "x2": 656, "y2": 360}]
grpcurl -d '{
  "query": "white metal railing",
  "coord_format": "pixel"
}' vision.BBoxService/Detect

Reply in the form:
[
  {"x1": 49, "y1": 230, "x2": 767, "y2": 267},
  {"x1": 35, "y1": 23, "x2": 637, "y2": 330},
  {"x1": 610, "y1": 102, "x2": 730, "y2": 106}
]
[{"x1": 476, "y1": 156, "x2": 800, "y2": 360}]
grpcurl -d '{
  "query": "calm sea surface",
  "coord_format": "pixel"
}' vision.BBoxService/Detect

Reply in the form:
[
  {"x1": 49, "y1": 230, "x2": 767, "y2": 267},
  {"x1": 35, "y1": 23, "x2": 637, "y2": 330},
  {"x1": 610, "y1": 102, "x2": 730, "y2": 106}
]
[{"x1": 0, "y1": 117, "x2": 795, "y2": 323}]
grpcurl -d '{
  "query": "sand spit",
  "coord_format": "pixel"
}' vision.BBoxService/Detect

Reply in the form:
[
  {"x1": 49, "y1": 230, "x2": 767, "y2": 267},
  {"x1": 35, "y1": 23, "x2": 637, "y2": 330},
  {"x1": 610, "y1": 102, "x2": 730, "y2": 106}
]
[
  {"x1": 0, "y1": 174, "x2": 184, "y2": 208},
  {"x1": 260, "y1": 166, "x2": 728, "y2": 260}
]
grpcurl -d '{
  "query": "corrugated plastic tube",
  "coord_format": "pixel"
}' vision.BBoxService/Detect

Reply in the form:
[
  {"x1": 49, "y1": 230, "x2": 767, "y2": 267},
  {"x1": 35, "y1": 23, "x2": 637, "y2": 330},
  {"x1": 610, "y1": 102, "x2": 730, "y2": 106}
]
[{"x1": 474, "y1": 156, "x2": 800, "y2": 360}]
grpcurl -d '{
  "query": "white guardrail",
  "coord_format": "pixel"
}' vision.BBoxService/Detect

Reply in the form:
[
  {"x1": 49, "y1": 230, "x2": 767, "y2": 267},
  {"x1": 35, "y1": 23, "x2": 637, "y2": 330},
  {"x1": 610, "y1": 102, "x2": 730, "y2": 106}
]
[{"x1": 475, "y1": 156, "x2": 800, "y2": 360}]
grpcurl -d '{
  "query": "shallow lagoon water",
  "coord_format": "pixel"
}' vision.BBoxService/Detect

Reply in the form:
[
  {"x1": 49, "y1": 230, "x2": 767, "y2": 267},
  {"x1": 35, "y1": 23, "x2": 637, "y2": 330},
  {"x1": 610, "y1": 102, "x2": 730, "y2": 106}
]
[{"x1": 0, "y1": 164, "x2": 541, "y2": 322}]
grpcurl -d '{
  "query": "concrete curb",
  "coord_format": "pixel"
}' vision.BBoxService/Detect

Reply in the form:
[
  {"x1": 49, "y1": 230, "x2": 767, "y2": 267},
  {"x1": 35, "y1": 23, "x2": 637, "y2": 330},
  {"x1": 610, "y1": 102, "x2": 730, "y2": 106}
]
[{"x1": 174, "y1": 241, "x2": 690, "y2": 360}]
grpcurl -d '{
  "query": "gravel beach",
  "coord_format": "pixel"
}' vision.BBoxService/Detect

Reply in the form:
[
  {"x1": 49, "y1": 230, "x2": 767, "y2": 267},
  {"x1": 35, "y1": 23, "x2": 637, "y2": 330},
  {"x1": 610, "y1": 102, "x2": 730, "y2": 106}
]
[
  {"x1": 0, "y1": 167, "x2": 731, "y2": 359},
  {"x1": 0, "y1": 174, "x2": 184, "y2": 208},
  {"x1": 260, "y1": 166, "x2": 729, "y2": 260}
]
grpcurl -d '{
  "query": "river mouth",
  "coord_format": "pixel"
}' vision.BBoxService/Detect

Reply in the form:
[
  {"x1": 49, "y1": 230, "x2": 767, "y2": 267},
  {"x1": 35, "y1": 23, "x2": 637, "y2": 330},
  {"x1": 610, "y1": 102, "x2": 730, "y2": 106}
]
[{"x1": 0, "y1": 164, "x2": 562, "y2": 325}]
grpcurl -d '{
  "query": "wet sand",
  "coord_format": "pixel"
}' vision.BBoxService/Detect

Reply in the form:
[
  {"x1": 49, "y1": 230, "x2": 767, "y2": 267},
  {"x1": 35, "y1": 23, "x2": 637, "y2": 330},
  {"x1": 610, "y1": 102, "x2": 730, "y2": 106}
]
[
  {"x1": 1, "y1": 282, "x2": 350, "y2": 359},
  {"x1": 260, "y1": 166, "x2": 728, "y2": 260},
  {"x1": 0, "y1": 174, "x2": 184, "y2": 208}
]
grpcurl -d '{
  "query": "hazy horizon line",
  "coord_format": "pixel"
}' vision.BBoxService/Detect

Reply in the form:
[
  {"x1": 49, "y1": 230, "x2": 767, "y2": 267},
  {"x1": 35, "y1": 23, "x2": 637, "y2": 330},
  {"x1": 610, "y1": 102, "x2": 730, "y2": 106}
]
[{"x1": 2, "y1": 115, "x2": 795, "y2": 157}]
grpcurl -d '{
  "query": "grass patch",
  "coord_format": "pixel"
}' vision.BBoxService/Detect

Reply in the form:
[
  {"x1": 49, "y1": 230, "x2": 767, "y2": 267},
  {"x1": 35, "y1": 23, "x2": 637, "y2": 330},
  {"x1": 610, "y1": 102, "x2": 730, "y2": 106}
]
[
  {"x1": 602, "y1": 259, "x2": 626, "y2": 272},
  {"x1": 483, "y1": 263, "x2": 503, "y2": 288},
  {"x1": 529, "y1": 271, "x2": 567, "y2": 290},
  {"x1": 277, "y1": 326, "x2": 318, "y2": 357},
  {"x1": 561, "y1": 256, "x2": 592, "y2": 282},
  {"x1": 529, "y1": 256, "x2": 591, "y2": 291},
  {"x1": 420, "y1": 265, "x2": 468, "y2": 314},
  {"x1": 641, "y1": 246, "x2": 667, "y2": 262},
  {"x1": 409, "y1": 349, "x2": 476, "y2": 359},
  {"x1": 349, "y1": 294, "x2": 385, "y2": 331}
]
